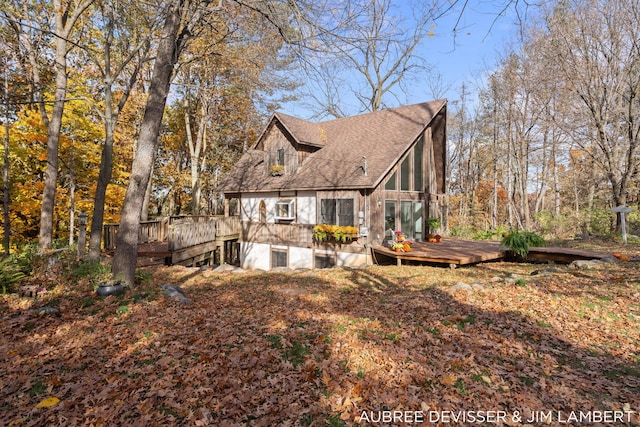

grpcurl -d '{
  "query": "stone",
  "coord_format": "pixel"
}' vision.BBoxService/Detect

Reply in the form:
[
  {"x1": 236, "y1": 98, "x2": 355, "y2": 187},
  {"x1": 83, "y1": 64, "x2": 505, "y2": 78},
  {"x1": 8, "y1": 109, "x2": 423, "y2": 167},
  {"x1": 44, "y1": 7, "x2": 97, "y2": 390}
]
[
  {"x1": 161, "y1": 284, "x2": 192, "y2": 305},
  {"x1": 213, "y1": 263, "x2": 235, "y2": 272},
  {"x1": 471, "y1": 282, "x2": 485, "y2": 291},
  {"x1": 570, "y1": 260, "x2": 601, "y2": 269},
  {"x1": 530, "y1": 267, "x2": 561, "y2": 276},
  {"x1": 450, "y1": 282, "x2": 474, "y2": 292},
  {"x1": 32, "y1": 306, "x2": 60, "y2": 316},
  {"x1": 231, "y1": 267, "x2": 247, "y2": 274}
]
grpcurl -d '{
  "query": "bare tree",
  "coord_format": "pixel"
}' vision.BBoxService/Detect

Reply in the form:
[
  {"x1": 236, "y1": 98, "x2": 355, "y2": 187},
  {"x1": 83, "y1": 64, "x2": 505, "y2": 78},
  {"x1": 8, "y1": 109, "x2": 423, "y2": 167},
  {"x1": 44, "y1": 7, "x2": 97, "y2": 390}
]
[
  {"x1": 300, "y1": 0, "x2": 443, "y2": 117},
  {"x1": 544, "y1": 0, "x2": 640, "y2": 228}
]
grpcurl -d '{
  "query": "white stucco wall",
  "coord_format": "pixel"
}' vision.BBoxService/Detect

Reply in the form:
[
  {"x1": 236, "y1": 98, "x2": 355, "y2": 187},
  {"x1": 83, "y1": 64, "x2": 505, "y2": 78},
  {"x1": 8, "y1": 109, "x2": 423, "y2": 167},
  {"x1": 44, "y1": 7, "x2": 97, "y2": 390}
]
[
  {"x1": 337, "y1": 251, "x2": 368, "y2": 268},
  {"x1": 296, "y1": 191, "x2": 316, "y2": 224},
  {"x1": 289, "y1": 247, "x2": 314, "y2": 269},
  {"x1": 240, "y1": 192, "x2": 278, "y2": 222},
  {"x1": 239, "y1": 241, "x2": 271, "y2": 271},
  {"x1": 238, "y1": 242, "x2": 368, "y2": 271}
]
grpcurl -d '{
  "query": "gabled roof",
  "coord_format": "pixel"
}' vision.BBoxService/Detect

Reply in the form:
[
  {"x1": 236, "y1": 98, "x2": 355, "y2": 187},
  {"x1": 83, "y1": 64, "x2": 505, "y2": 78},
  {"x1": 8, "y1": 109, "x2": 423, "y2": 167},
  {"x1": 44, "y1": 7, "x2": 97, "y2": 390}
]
[{"x1": 217, "y1": 99, "x2": 447, "y2": 193}]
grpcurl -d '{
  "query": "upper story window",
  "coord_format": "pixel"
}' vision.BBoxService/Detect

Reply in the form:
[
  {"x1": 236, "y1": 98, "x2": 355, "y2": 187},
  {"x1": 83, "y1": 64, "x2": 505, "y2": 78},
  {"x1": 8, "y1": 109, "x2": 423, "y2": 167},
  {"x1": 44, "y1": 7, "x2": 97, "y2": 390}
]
[
  {"x1": 276, "y1": 148, "x2": 285, "y2": 166},
  {"x1": 259, "y1": 200, "x2": 267, "y2": 223},
  {"x1": 385, "y1": 138, "x2": 425, "y2": 192},
  {"x1": 320, "y1": 198, "x2": 354, "y2": 226},
  {"x1": 385, "y1": 171, "x2": 397, "y2": 190}
]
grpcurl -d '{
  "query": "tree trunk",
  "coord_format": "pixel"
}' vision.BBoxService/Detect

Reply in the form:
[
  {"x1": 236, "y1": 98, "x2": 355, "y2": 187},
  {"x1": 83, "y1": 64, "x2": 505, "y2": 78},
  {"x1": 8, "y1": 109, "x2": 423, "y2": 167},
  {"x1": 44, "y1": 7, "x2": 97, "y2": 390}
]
[
  {"x1": 111, "y1": 1, "x2": 186, "y2": 286},
  {"x1": 37, "y1": 0, "x2": 94, "y2": 251},
  {"x1": 141, "y1": 162, "x2": 153, "y2": 221},
  {"x1": 3, "y1": 70, "x2": 10, "y2": 254},
  {"x1": 38, "y1": 28, "x2": 67, "y2": 251},
  {"x1": 88, "y1": 120, "x2": 115, "y2": 261}
]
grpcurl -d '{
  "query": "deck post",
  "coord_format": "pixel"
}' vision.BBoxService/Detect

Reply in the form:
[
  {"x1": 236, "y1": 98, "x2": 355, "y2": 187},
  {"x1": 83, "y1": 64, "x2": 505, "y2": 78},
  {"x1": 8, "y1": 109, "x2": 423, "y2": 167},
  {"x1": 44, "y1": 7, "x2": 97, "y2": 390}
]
[
  {"x1": 397, "y1": 257, "x2": 401, "y2": 266},
  {"x1": 219, "y1": 242, "x2": 225, "y2": 265}
]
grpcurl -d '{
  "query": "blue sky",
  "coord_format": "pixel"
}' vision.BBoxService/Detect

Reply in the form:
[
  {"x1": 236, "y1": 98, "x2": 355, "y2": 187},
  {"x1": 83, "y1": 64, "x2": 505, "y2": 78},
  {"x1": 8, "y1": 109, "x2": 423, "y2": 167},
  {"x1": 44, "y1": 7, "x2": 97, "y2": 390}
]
[{"x1": 280, "y1": 1, "x2": 522, "y2": 118}]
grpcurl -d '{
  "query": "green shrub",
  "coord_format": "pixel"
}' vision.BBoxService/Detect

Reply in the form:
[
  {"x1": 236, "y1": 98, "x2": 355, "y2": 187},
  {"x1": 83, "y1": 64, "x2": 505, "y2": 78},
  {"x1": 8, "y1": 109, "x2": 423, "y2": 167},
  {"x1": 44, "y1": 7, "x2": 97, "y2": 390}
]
[
  {"x1": 0, "y1": 256, "x2": 28, "y2": 293},
  {"x1": 135, "y1": 269, "x2": 152, "y2": 286},
  {"x1": 501, "y1": 229, "x2": 545, "y2": 258},
  {"x1": 13, "y1": 242, "x2": 39, "y2": 276},
  {"x1": 472, "y1": 225, "x2": 508, "y2": 241},
  {"x1": 71, "y1": 261, "x2": 111, "y2": 286},
  {"x1": 449, "y1": 226, "x2": 474, "y2": 238}
]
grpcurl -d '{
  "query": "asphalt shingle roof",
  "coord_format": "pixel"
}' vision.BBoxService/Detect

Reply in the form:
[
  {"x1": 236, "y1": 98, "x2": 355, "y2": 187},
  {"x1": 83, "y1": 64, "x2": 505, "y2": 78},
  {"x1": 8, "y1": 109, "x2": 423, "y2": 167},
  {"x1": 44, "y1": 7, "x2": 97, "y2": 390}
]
[{"x1": 217, "y1": 99, "x2": 446, "y2": 193}]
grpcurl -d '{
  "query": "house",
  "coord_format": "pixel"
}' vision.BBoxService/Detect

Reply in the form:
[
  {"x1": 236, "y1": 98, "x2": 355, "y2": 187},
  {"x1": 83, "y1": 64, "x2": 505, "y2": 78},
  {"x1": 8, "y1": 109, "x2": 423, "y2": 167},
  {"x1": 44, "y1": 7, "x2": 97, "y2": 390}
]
[{"x1": 216, "y1": 99, "x2": 447, "y2": 270}]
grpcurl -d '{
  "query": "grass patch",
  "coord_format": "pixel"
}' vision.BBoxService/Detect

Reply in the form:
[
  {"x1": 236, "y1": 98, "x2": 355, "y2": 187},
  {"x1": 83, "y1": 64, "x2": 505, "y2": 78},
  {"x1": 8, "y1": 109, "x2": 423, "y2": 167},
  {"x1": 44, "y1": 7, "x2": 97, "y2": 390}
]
[{"x1": 283, "y1": 340, "x2": 310, "y2": 366}]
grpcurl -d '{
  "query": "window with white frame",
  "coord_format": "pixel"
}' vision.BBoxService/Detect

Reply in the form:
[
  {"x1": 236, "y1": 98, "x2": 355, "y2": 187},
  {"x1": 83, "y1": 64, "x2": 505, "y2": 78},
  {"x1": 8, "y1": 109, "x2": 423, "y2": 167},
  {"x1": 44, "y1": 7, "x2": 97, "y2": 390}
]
[{"x1": 275, "y1": 199, "x2": 295, "y2": 220}]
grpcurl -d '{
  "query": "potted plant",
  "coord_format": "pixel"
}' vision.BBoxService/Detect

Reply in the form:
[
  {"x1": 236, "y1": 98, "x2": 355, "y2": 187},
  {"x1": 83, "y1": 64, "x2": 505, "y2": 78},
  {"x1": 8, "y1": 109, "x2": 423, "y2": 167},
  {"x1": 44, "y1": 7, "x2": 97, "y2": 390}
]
[
  {"x1": 391, "y1": 242, "x2": 405, "y2": 252},
  {"x1": 394, "y1": 230, "x2": 406, "y2": 242},
  {"x1": 269, "y1": 165, "x2": 284, "y2": 176},
  {"x1": 313, "y1": 224, "x2": 359, "y2": 243},
  {"x1": 426, "y1": 217, "x2": 440, "y2": 235}
]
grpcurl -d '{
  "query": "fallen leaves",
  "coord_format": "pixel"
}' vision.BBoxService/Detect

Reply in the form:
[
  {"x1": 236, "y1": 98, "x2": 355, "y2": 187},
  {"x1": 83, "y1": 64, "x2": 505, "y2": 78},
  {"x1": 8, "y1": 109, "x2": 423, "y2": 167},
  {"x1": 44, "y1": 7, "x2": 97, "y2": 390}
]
[
  {"x1": 35, "y1": 397, "x2": 60, "y2": 408},
  {"x1": 0, "y1": 256, "x2": 639, "y2": 425}
]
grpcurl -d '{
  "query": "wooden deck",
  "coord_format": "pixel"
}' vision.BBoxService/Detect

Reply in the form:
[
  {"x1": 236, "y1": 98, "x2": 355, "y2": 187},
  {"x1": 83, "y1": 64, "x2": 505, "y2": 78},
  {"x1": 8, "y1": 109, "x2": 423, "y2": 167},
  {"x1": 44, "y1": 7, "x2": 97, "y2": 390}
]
[
  {"x1": 104, "y1": 216, "x2": 241, "y2": 266},
  {"x1": 372, "y1": 239, "x2": 505, "y2": 266},
  {"x1": 372, "y1": 239, "x2": 614, "y2": 266},
  {"x1": 526, "y1": 246, "x2": 612, "y2": 263}
]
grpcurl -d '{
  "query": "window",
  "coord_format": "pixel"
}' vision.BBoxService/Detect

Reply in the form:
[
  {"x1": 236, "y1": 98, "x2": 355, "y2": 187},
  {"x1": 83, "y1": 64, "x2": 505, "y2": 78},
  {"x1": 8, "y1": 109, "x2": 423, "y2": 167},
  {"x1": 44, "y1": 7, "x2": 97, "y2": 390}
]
[
  {"x1": 413, "y1": 202, "x2": 424, "y2": 240},
  {"x1": 275, "y1": 199, "x2": 295, "y2": 220},
  {"x1": 276, "y1": 148, "x2": 285, "y2": 166},
  {"x1": 414, "y1": 138, "x2": 424, "y2": 192},
  {"x1": 259, "y1": 200, "x2": 267, "y2": 223},
  {"x1": 271, "y1": 249, "x2": 288, "y2": 268},
  {"x1": 398, "y1": 201, "x2": 423, "y2": 240},
  {"x1": 320, "y1": 199, "x2": 354, "y2": 226},
  {"x1": 385, "y1": 171, "x2": 397, "y2": 190},
  {"x1": 384, "y1": 201, "x2": 396, "y2": 238},
  {"x1": 400, "y1": 156, "x2": 410, "y2": 191},
  {"x1": 315, "y1": 254, "x2": 335, "y2": 269}
]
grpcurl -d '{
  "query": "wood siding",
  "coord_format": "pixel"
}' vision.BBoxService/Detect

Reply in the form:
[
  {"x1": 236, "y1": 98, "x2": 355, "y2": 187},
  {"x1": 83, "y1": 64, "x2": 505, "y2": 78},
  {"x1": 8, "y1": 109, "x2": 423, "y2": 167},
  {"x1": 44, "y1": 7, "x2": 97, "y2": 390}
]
[{"x1": 240, "y1": 221, "x2": 363, "y2": 251}]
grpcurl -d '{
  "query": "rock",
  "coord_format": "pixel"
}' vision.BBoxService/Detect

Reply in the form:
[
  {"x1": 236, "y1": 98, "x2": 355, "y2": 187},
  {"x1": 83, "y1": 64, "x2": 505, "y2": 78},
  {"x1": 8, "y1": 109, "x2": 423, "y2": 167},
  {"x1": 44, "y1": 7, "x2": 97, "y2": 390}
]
[
  {"x1": 471, "y1": 282, "x2": 485, "y2": 291},
  {"x1": 530, "y1": 267, "x2": 561, "y2": 276},
  {"x1": 213, "y1": 263, "x2": 235, "y2": 272},
  {"x1": 450, "y1": 282, "x2": 474, "y2": 292},
  {"x1": 271, "y1": 266, "x2": 291, "y2": 273},
  {"x1": 490, "y1": 276, "x2": 503, "y2": 283},
  {"x1": 231, "y1": 268, "x2": 247, "y2": 274},
  {"x1": 161, "y1": 284, "x2": 192, "y2": 305},
  {"x1": 570, "y1": 260, "x2": 602, "y2": 269},
  {"x1": 32, "y1": 306, "x2": 60, "y2": 316}
]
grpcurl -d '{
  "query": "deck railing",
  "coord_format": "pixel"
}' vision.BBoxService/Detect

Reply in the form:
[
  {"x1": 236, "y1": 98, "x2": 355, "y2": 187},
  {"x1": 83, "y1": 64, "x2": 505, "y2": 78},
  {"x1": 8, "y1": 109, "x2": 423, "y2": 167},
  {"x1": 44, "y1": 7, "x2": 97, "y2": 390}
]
[
  {"x1": 168, "y1": 219, "x2": 218, "y2": 251},
  {"x1": 103, "y1": 216, "x2": 241, "y2": 251},
  {"x1": 216, "y1": 216, "x2": 241, "y2": 237},
  {"x1": 103, "y1": 218, "x2": 169, "y2": 250}
]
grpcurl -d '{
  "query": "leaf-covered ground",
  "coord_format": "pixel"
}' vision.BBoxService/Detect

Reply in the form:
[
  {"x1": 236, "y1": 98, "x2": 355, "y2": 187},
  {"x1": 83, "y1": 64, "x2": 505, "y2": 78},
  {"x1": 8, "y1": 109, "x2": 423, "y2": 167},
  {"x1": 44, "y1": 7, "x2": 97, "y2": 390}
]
[{"x1": 1, "y1": 245, "x2": 639, "y2": 426}]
